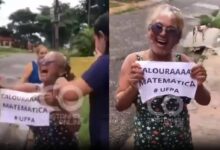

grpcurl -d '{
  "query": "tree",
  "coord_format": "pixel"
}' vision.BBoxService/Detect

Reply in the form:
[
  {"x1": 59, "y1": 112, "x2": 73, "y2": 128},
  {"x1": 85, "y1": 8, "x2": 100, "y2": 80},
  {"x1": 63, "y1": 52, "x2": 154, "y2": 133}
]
[
  {"x1": 0, "y1": 0, "x2": 4, "y2": 7},
  {"x1": 36, "y1": 6, "x2": 53, "y2": 46},
  {"x1": 199, "y1": 10, "x2": 220, "y2": 28},
  {"x1": 70, "y1": 26, "x2": 94, "y2": 56},
  {"x1": 37, "y1": 2, "x2": 88, "y2": 48},
  {"x1": 84, "y1": 0, "x2": 109, "y2": 26},
  {"x1": 8, "y1": 8, "x2": 41, "y2": 47},
  {"x1": 0, "y1": 0, "x2": 4, "y2": 10},
  {"x1": 0, "y1": 26, "x2": 12, "y2": 37},
  {"x1": 9, "y1": 8, "x2": 37, "y2": 24}
]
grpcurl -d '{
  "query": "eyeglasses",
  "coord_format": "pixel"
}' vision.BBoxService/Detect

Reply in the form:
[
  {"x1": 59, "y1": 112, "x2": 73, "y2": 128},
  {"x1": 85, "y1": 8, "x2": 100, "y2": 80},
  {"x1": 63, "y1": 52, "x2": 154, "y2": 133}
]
[
  {"x1": 38, "y1": 59, "x2": 56, "y2": 66},
  {"x1": 149, "y1": 22, "x2": 180, "y2": 37}
]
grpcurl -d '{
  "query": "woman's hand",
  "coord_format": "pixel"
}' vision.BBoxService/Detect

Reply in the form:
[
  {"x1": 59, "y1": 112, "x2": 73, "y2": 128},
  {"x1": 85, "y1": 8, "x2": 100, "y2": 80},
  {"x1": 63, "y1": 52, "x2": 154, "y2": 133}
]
[
  {"x1": 191, "y1": 64, "x2": 207, "y2": 86},
  {"x1": 53, "y1": 77, "x2": 68, "y2": 97},
  {"x1": 129, "y1": 62, "x2": 144, "y2": 89},
  {"x1": 44, "y1": 92, "x2": 58, "y2": 106}
]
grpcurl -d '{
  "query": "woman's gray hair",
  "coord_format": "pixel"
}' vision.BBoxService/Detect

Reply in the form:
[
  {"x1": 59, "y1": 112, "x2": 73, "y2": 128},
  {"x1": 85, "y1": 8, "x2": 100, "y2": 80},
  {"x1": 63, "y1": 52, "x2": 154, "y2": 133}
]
[{"x1": 146, "y1": 4, "x2": 184, "y2": 31}]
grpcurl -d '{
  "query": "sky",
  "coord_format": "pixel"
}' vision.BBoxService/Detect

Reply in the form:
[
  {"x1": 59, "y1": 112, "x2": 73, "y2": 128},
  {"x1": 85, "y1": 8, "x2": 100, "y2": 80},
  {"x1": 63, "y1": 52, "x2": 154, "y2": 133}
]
[{"x1": 0, "y1": 0, "x2": 81, "y2": 26}]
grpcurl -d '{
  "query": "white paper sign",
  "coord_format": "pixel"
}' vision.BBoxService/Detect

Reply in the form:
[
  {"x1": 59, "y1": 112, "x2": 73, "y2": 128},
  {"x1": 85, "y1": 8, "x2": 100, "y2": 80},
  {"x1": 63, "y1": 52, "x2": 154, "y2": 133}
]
[
  {"x1": 137, "y1": 61, "x2": 198, "y2": 103},
  {"x1": 0, "y1": 89, "x2": 53, "y2": 126}
]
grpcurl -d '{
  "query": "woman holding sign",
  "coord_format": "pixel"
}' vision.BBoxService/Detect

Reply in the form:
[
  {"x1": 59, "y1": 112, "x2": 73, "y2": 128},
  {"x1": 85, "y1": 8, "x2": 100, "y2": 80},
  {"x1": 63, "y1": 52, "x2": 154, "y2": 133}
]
[
  {"x1": 0, "y1": 51, "x2": 80, "y2": 150},
  {"x1": 116, "y1": 4, "x2": 210, "y2": 150}
]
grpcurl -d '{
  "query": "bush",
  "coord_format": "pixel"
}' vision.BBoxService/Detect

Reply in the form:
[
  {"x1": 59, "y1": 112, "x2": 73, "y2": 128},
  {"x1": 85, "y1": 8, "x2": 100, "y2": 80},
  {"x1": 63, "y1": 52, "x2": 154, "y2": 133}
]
[
  {"x1": 211, "y1": 10, "x2": 219, "y2": 17},
  {"x1": 199, "y1": 15, "x2": 212, "y2": 26},
  {"x1": 211, "y1": 16, "x2": 220, "y2": 28},
  {"x1": 70, "y1": 26, "x2": 94, "y2": 56}
]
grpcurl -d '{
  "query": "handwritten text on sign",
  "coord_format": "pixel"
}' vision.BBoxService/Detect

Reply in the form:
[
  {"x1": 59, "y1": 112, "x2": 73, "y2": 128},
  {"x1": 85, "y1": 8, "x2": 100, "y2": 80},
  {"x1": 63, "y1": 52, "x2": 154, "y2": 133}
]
[
  {"x1": 0, "y1": 89, "x2": 52, "y2": 126},
  {"x1": 137, "y1": 61, "x2": 198, "y2": 103}
]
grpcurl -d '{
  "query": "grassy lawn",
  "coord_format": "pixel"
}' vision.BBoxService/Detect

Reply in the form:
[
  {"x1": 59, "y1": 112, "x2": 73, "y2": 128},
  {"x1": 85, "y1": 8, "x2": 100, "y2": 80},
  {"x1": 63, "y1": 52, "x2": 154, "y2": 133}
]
[
  {"x1": 0, "y1": 47, "x2": 27, "y2": 57},
  {"x1": 110, "y1": 1, "x2": 122, "y2": 8},
  {"x1": 70, "y1": 57, "x2": 95, "y2": 148},
  {"x1": 115, "y1": 7, "x2": 137, "y2": 14},
  {"x1": 114, "y1": 0, "x2": 147, "y2": 3},
  {"x1": 79, "y1": 96, "x2": 90, "y2": 148}
]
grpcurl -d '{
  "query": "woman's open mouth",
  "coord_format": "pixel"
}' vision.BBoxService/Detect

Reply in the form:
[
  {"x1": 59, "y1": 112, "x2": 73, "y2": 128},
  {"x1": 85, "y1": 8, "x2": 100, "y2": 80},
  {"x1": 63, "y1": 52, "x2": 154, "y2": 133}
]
[
  {"x1": 40, "y1": 68, "x2": 48, "y2": 76},
  {"x1": 156, "y1": 37, "x2": 168, "y2": 47}
]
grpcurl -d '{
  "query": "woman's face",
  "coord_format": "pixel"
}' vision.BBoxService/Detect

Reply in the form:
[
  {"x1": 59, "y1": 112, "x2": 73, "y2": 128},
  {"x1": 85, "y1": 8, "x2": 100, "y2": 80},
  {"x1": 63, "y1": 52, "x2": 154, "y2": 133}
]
[
  {"x1": 37, "y1": 47, "x2": 48, "y2": 60},
  {"x1": 38, "y1": 52, "x2": 61, "y2": 84},
  {"x1": 94, "y1": 33, "x2": 106, "y2": 55},
  {"x1": 148, "y1": 13, "x2": 181, "y2": 56}
]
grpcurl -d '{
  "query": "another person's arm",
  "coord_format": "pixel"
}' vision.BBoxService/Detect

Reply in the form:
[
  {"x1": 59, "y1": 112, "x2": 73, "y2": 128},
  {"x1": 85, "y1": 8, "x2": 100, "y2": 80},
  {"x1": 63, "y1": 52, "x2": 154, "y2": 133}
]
[
  {"x1": 56, "y1": 77, "x2": 92, "y2": 102},
  {"x1": 57, "y1": 55, "x2": 108, "y2": 102},
  {"x1": 20, "y1": 63, "x2": 33, "y2": 83},
  {"x1": 116, "y1": 53, "x2": 144, "y2": 111}
]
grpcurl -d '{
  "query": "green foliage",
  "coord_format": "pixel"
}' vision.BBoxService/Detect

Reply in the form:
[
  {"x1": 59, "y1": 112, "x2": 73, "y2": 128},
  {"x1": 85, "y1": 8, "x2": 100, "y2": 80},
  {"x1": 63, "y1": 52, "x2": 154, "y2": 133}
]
[
  {"x1": 9, "y1": 8, "x2": 37, "y2": 24},
  {"x1": 0, "y1": 27, "x2": 13, "y2": 36},
  {"x1": 211, "y1": 16, "x2": 220, "y2": 28},
  {"x1": 7, "y1": 8, "x2": 41, "y2": 47},
  {"x1": 199, "y1": 10, "x2": 220, "y2": 29},
  {"x1": 199, "y1": 15, "x2": 212, "y2": 26},
  {"x1": 79, "y1": 96, "x2": 90, "y2": 148},
  {"x1": 36, "y1": 2, "x2": 87, "y2": 48},
  {"x1": 0, "y1": 0, "x2": 4, "y2": 8},
  {"x1": 0, "y1": 47, "x2": 26, "y2": 57},
  {"x1": 5, "y1": 0, "x2": 107, "y2": 50},
  {"x1": 83, "y1": 0, "x2": 108, "y2": 26},
  {"x1": 70, "y1": 26, "x2": 94, "y2": 56},
  {"x1": 110, "y1": 2, "x2": 121, "y2": 8},
  {"x1": 211, "y1": 10, "x2": 219, "y2": 17},
  {"x1": 114, "y1": 0, "x2": 145, "y2": 2}
]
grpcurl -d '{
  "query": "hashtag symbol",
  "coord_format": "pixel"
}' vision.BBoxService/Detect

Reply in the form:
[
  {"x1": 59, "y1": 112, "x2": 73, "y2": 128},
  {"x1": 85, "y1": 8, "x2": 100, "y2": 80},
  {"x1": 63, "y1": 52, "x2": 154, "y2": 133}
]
[{"x1": 154, "y1": 88, "x2": 158, "y2": 93}]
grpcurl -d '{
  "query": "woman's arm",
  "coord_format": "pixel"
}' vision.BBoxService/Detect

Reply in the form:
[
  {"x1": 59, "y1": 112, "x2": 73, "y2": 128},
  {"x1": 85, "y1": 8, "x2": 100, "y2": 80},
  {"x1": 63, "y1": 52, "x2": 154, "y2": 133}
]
[
  {"x1": 181, "y1": 54, "x2": 211, "y2": 105},
  {"x1": 20, "y1": 63, "x2": 33, "y2": 83},
  {"x1": 0, "y1": 81, "x2": 37, "y2": 93},
  {"x1": 194, "y1": 84, "x2": 210, "y2": 105},
  {"x1": 116, "y1": 53, "x2": 144, "y2": 111},
  {"x1": 55, "y1": 77, "x2": 92, "y2": 102},
  {"x1": 56, "y1": 55, "x2": 108, "y2": 103}
]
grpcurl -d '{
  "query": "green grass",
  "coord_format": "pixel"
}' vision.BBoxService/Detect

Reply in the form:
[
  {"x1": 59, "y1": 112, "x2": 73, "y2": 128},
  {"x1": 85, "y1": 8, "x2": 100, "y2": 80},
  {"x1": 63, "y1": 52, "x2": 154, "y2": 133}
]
[
  {"x1": 0, "y1": 47, "x2": 27, "y2": 57},
  {"x1": 114, "y1": 0, "x2": 146, "y2": 3},
  {"x1": 69, "y1": 57, "x2": 95, "y2": 148},
  {"x1": 79, "y1": 96, "x2": 90, "y2": 148},
  {"x1": 110, "y1": 2, "x2": 122, "y2": 8},
  {"x1": 115, "y1": 7, "x2": 137, "y2": 14}
]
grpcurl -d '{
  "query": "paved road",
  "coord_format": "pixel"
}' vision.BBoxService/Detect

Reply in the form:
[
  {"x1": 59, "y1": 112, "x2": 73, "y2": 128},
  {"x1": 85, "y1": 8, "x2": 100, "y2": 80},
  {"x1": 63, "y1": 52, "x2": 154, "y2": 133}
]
[
  {"x1": 110, "y1": 0, "x2": 220, "y2": 148},
  {"x1": 0, "y1": 53, "x2": 35, "y2": 150},
  {"x1": 0, "y1": 53, "x2": 36, "y2": 83}
]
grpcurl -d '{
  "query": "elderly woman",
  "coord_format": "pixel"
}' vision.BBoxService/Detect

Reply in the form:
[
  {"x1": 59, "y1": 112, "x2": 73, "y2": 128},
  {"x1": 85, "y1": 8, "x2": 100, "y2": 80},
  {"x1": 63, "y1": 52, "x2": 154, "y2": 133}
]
[
  {"x1": 116, "y1": 4, "x2": 210, "y2": 150},
  {"x1": 1, "y1": 51, "x2": 79, "y2": 150}
]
